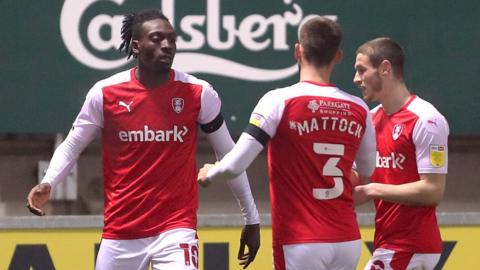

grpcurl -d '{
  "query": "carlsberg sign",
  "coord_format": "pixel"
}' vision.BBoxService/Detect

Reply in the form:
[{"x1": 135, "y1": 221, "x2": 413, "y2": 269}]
[{"x1": 60, "y1": 0, "x2": 336, "y2": 82}]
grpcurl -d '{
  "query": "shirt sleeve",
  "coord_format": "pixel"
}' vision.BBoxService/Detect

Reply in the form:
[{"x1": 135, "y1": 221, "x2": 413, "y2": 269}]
[
  {"x1": 73, "y1": 84, "x2": 104, "y2": 128},
  {"x1": 354, "y1": 110, "x2": 376, "y2": 177},
  {"x1": 413, "y1": 112, "x2": 449, "y2": 174},
  {"x1": 248, "y1": 91, "x2": 284, "y2": 138},
  {"x1": 206, "y1": 132, "x2": 264, "y2": 182},
  {"x1": 198, "y1": 85, "x2": 222, "y2": 124},
  {"x1": 205, "y1": 124, "x2": 261, "y2": 225},
  {"x1": 42, "y1": 85, "x2": 103, "y2": 188},
  {"x1": 41, "y1": 125, "x2": 100, "y2": 188}
]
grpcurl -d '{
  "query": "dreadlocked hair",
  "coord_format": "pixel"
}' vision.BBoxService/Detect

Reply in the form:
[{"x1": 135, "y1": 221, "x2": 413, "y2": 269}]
[{"x1": 119, "y1": 9, "x2": 170, "y2": 59}]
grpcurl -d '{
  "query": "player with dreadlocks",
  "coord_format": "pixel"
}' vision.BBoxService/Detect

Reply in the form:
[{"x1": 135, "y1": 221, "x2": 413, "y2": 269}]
[{"x1": 27, "y1": 8, "x2": 260, "y2": 270}]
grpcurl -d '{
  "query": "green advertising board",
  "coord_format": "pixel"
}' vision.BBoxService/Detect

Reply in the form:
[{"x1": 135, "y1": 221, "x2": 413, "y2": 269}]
[{"x1": 1, "y1": 0, "x2": 479, "y2": 135}]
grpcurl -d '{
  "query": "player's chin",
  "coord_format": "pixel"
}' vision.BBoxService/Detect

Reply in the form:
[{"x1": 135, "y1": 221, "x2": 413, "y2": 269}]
[
  {"x1": 154, "y1": 62, "x2": 172, "y2": 73},
  {"x1": 362, "y1": 92, "x2": 374, "y2": 102}
]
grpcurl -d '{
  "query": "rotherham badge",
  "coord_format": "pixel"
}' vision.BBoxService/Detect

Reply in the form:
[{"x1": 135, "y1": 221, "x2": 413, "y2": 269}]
[
  {"x1": 172, "y1": 97, "x2": 184, "y2": 114},
  {"x1": 392, "y1": 123, "x2": 403, "y2": 140}
]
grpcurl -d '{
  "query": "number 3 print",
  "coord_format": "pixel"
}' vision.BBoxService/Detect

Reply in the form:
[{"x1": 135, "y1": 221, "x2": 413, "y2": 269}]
[{"x1": 312, "y1": 143, "x2": 345, "y2": 200}]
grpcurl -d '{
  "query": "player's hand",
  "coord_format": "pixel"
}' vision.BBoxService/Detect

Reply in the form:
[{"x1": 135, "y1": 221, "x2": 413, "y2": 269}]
[
  {"x1": 353, "y1": 183, "x2": 372, "y2": 205},
  {"x1": 26, "y1": 183, "x2": 51, "y2": 216},
  {"x1": 350, "y1": 169, "x2": 360, "y2": 187},
  {"x1": 197, "y1": 163, "x2": 215, "y2": 187},
  {"x1": 238, "y1": 223, "x2": 260, "y2": 269}
]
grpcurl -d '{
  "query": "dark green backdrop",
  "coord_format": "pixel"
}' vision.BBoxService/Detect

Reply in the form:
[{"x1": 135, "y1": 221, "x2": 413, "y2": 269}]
[{"x1": 1, "y1": 0, "x2": 479, "y2": 135}]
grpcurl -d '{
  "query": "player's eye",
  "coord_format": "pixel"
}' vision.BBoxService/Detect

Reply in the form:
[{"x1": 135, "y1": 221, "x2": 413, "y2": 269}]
[
  {"x1": 356, "y1": 67, "x2": 366, "y2": 75},
  {"x1": 150, "y1": 34, "x2": 163, "y2": 42},
  {"x1": 167, "y1": 33, "x2": 177, "y2": 43}
]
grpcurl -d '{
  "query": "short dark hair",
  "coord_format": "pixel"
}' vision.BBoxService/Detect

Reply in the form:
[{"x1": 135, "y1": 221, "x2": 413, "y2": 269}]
[
  {"x1": 119, "y1": 9, "x2": 170, "y2": 59},
  {"x1": 298, "y1": 16, "x2": 342, "y2": 67},
  {"x1": 356, "y1": 37, "x2": 405, "y2": 79}
]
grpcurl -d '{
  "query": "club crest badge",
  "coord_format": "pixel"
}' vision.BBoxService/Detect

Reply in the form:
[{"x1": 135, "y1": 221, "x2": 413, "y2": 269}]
[
  {"x1": 172, "y1": 97, "x2": 184, "y2": 114},
  {"x1": 392, "y1": 123, "x2": 403, "y2": 140}
]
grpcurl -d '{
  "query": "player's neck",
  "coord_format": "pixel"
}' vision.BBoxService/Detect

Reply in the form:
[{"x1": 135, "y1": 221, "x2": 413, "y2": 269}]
[
  {"x1": 381, "y1": 82, "x2": 411, "y2": 115},
  {"x1": 135, "y1": 66, "x2": 171, "y2": 89},
  {"x1": 299, "y1": 65, "x2": 332, "y2": 85}
]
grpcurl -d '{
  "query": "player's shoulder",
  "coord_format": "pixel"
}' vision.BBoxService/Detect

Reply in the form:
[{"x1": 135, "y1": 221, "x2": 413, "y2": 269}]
[
  {"x1": 263, "y1": 84, "x2": 292, "y2": 98},
  {"x1": 173, "y1": 69, "x2": 213, "y2": 90},
  {"x1": 255, "y1": 84, "x2": 299, "y2": 108},
  {"x1": 85, "y1": 69, "x2": 132, "y2": 98},
  {"x1": 95, "y1": 69, "x2": 132, "y2": 88},
  {"x1": 408, "y1": 95, "x2": 449, "y2": 132},
  {"x1": 407, "y1": 95, "x2": 446, "y2": 121},
  {"x1": 334, "y1": 87, "x2": 371, "y2": 112}
]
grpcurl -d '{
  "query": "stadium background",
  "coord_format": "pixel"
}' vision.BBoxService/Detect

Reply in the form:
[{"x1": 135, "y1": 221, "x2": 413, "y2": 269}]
[{"x1": 1, "y1": 0, "x2": 479, "y2": 269}]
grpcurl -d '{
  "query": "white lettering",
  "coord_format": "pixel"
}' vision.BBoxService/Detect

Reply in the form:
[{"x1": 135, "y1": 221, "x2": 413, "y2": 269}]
[
  {"x1": 376, "y1": 152, "x2": 406, "y2": 169},
  {"x1": 177, "y1": 16, "x2": 206, "y2": 50},
  {"x1": 87, "y1": 14, "x2": 123, "y2": 51},
  {"x1": 207, "y1": 0, "x2": 235, "y2": 49},
  {"x1": 129, "y1": 130, "x2": 143, "y2": 142},
  {"x1": 310, "y1": 118, "x2": 319, "y2": 132},
  {"x1": 144, "y1": 125, "x2": 155, "y2": 141},
  {"x1": 297, "y1": 120, "x2": 309, "y2": 136},
  {"x1": 293, "y1": 117, "x2": 363, "y2": 138},
  {"x1": 238, "y1": 15, "x2": 270, "y2": 51},
  {"x1": 60, "y1": 0, "x2": 338, "y2": 81},
  {"x1": 338, "y1": 118, "x2": 348, "y2": 132},
  {"x1": 330, "y1": 117, "x2": 339, "y2": 130},
  {"x1": 118, "y1": 125, "x2": 188, "y2": 142},
  {"x1": 60, "y1": 0, "x2": 130, "y2": 70},
  {"x1": 321, "y1": 117, "x2": 329, "y2": 130},
  {"x1": 119, "y1": 131, "x2": 128, "y2": 141}
]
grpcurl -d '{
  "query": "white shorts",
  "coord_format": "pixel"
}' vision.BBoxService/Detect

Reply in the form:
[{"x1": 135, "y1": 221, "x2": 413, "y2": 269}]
[
  {"x1": 364, "y1": 248, "x2": 441, "y2": 270},
  {"x1": 275, "y1": 240, "x2": 361, "y2": 270},
  {"x1": 96, "y1": 228, "x2": 199, "y2": 270}
]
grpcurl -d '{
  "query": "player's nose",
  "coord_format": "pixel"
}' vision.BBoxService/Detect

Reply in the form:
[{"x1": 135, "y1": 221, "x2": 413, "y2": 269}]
[{"x1": 353, "y1": 72, "x2": 361, "y2": 86}]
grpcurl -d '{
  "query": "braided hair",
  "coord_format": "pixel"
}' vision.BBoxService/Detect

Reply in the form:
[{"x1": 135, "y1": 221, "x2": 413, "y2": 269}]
[{"x1": 119, "y1": 9, "x2": 170, "y2": 59}]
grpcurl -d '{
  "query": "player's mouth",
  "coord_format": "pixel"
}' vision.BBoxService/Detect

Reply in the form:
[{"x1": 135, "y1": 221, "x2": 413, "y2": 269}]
[
  {"x1": 158, "y1": 55, "x2": 173, "y2": 62},
  {"x1": 359, "y1": 85, "x2": 368, "y2": 96}
]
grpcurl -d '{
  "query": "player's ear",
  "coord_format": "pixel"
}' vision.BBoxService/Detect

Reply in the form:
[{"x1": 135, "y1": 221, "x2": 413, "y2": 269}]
[
  {"x1": 379, "y1": 60, "x2": 392, "y2": 77},
  {"x1": 294, "y1": 43, "x2": 302, "y2": 62},
  {"x1": 131, "y1": 40, "x2": 140, "y2": 55},
  {"x1": 334, "y1": 49, "x2": 343, "y2": 64}
]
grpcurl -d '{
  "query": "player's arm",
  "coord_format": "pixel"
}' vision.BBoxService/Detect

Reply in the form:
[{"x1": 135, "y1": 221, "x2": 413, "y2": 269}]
[
  {"x1": 202, "y1": 130, "x2": 265, "y2": 183},
  {"x1": 352, "y1": 106, "x2": 376, "y2": 205},
  {"x1": 356, "y1": 111, "x2": 449, "y2": 206},
  {"x1": 202, "y1": 122, "x2": 262, "y2": 269},
  {"x1": 355, "y1": 174, "x2": 446, "y2": 206},
  {"x1": 201, "y1": 115, "x2": 261, "y2": 224},
  {"x1": 198, "y1": 86, "x2": 261, "y2": 224},
  {"x1": 355, "y1": 108, "x2": 376, "y2": 183},
  {"x1": 200, "y1": 90, "x2": 276, "y2": 185},
  {"x1": 27, "y1": 85, "x2": 103, "y2": 216},
  {"x1": 27, "y1": 125, "x2": 100, "y2": 215},
  {"x1": 198, "y1": 85, "x2": 261, "y2": 268}
]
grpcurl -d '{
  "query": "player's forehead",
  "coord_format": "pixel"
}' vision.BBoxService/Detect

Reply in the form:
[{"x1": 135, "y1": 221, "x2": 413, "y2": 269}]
[
  {"x1": 354, "y1": 53, "x2": 373, "y2": 69},
  {"x1": 140, "y1": 18, "x2": 175, "y2": 36}
]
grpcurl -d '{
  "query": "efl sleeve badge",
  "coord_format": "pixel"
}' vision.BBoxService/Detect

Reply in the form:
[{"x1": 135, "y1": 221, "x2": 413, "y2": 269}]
[
  {"x1": 249, "y1": 113, "x2": 265, "y2": 128},
  {"x1": 429, "y1": 144, "x2": 446, "y2": 167}
]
